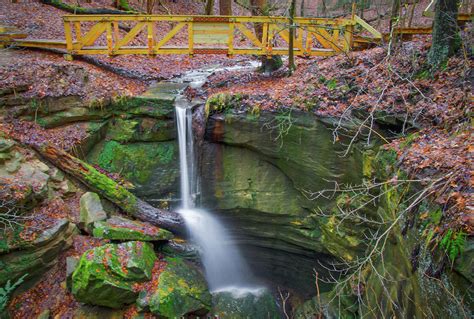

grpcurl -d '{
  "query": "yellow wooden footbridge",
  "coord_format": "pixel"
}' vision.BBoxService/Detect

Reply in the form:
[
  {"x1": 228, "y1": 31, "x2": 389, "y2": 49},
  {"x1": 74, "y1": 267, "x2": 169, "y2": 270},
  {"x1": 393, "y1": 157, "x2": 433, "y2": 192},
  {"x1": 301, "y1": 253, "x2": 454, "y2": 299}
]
[{"x1": 0, "y1": 0, "x2": 471, "y2": 60}]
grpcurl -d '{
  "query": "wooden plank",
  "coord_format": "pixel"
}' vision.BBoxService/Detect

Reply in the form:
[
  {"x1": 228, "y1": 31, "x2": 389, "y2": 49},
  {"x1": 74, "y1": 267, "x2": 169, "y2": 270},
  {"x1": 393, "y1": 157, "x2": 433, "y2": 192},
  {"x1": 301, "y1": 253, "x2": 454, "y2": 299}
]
[
  {"x1": 228, "y1": 22, "x2": 234, "y2": 55},
  {"x1": 74, "y1": 22, "x2": 81, "y2": 42},
  {"x1": 193, "y1": 23, "x2": 230, "y2": 31},
  {"x1": 188, "y1": 22, "x2": 193, "y2": 55},
  {"x1": 115, "y1": 22, "x2": 145, "y2": 49},
  {"x1": 235, "y1": 23, "x2": 262, "y2": 48},
  {"x1": 354, "y1": 15, "x2": 381, "y2": 39},
  {"x1": 155, "y1": 22, "x2": 186, "y2": 49},
  {"x1": 64, "y1": 21, "x2": 73, "y2": 51},
  {"x1": 80, "y1": 22, "x2": 108, "y2": 47},
  {"x1": 147, "y1": 22, "x2": 154, "y2": 54}
]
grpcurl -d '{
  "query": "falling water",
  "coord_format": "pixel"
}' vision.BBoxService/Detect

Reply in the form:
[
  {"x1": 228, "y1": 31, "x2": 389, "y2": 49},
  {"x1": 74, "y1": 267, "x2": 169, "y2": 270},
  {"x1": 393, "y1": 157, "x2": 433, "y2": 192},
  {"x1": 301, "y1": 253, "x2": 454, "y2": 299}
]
[{"x1": 175, "y1": 103, "x2": 256, "y2": 291}]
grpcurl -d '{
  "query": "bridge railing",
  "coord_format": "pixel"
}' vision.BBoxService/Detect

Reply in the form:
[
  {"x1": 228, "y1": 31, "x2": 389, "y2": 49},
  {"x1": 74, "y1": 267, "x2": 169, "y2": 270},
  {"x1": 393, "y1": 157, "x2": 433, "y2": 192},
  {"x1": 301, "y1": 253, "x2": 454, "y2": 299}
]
[{"x1": 62, "y1": 14, "x2": 358, "y2": 58}]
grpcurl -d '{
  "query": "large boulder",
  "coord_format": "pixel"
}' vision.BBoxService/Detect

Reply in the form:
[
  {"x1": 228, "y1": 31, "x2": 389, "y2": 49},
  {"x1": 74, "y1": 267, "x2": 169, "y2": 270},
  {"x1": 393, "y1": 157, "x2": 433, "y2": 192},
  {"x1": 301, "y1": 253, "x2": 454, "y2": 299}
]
[
  {"x1": 71, "y1": 241, "x2": 157, "y2": 309},
  {"x1": 79, "y1": 192, "x2": 107, "y2": 231},
  {"x1": 137, "y1": 257, "x2": 212, "y2": 318},
  {"x1": 92, "y1": 216, "x2": 173, "y2": 241},
  {"x1": 211, "y1": 288, "x2": 281, "y2": 319}
]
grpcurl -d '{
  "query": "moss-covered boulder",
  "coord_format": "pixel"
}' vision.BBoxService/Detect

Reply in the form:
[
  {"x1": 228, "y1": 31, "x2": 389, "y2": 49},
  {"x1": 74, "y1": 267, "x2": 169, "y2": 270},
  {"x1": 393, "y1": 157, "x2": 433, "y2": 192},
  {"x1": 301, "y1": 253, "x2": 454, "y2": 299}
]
[
  {"x1": 92, "y1": 216, "x2": 173, "y2": 241},
  {"x1": 137, "y1": 257, "x2": 211, "y2": 318},
  {"x1": 79, "y1": 192, "x2": 107, "y2": 232},
  {"x1": 211, "y1": 288, "x2": 280, "y2": 319},
  {"x1": 71, "y1": 241, "x2": 157, "y2": 309}
]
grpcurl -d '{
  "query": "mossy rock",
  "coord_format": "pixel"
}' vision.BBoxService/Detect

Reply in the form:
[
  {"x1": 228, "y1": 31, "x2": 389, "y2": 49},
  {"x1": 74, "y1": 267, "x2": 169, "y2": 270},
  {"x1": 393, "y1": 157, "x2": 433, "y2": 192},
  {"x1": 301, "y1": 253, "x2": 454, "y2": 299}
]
[
  {"x1": 87, "y1": 140, "x2": 178, "y2": 198},
  {"x1": 0, "y1": 219, "x2": 77, "y2": 286},
  {"x1": 32, "y1": 107, "x2": 109, "y2": 128},
  {"x1": 137, "y1": 257, "x2": 211, "y2": 318},
  {"x1": 92, "y1": 216, "x2": 173, "y2": 241},
  {"x1": 71, "y1": 241, "x2": 157, "y2": 309},
  {"x1": 107, "y1": 117, "x2": 175, "y2": 143},
  {"x1": 211, "y1": 288, "x2": 280, "y2": 319}
]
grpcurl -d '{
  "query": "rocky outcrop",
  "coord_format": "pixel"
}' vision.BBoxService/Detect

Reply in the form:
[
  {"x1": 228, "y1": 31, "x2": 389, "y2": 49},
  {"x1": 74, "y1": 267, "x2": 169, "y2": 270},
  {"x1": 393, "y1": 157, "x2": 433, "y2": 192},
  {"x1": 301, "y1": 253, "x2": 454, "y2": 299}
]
[
  {"x1": 92, "y1": 216, "x2": 173, "y2": 241},
  {"x1": 71, "y1": 241, "x2": 157, "y2": 309},
  {"x1": 86, "y1": 83, "x2": 183, "y2": 201},
  {"x1": 137, "y1": 257, "x2": 212, "y2": 318},
  {"x1": 201, "y1": 109, "x2": 364, "y2": 294},
  {"x1": 0, "y1": 219, "x2": 77, "y2": 286}
]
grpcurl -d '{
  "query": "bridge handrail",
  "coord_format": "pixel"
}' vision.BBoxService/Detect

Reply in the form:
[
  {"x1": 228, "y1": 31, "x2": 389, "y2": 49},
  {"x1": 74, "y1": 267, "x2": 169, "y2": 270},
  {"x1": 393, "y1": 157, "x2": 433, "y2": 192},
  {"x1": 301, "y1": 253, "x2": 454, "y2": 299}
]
[{"x1": 62, "y1": 14, "x2": 355, "y2": 26}]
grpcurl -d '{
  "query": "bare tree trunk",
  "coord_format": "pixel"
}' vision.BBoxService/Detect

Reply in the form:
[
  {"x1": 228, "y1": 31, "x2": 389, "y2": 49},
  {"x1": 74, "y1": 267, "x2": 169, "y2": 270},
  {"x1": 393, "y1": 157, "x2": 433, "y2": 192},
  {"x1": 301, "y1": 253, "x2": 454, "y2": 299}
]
[
  {"x1": 428, "y1": 0, "x2": 460, "y2": 69},
  {"x1": 205, "y1": 0, "x2": 215, "y2": 15},
  {"x1": 219, "y1": 0, "x2": 232, "y2": 15},
  {"x1": 288, "y1": 0, "x2": 296, "y2": 74},
  {"x1": 300, "y1": 0, "x2": 305, "y2": 16},
  {"x1": 146, "y1": 0, "x2": 154, "y2": 14}
]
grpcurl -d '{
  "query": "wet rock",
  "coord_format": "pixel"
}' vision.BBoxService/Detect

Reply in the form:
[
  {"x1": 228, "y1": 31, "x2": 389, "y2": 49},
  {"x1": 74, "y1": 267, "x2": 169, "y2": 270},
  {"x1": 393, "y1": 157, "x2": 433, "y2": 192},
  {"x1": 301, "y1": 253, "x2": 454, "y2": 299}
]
[
  {"x1": 137, "y1": 257, "x2": 211, "y2": 318},
  {"x1": 0, "y1": 219, "x2": 77, "y2": 286},
  {"x1": 79, "y1": 192, "x2": 107, "y2": 232},
  {"x1": 211, "y1": 288, "x2": 281, "y2": 319},
  {"x1": 92, "y1": 216, "x2": 173, "y2": 241},
  {"x1": 71, "y1": 241, "x2": 157, "y2": 309}
]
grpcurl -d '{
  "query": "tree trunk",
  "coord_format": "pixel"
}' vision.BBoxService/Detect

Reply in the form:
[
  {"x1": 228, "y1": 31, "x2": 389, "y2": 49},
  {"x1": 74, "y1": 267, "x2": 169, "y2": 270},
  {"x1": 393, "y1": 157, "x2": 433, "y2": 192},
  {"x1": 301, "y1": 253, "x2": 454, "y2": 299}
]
[
  {"x1": 288, "y1": 0, "x2": 296, "y2": 75},
  {"x1": 389, "y1": 0, "x2": 400, "y2": 32},
  {"x1": 250, "y1": 0, "x2": 282, "y2": 73},
  {"x1": 205, "y1": 0, "x2": 215, "y2": 15},
  {"x1": 300, "y1": 0, "x2": 305, "y2": 17},
  {"x1": 32, "y1": 143, "x2": 184, "y2": 234},
  {"x1": 219, "y1": 0, "x2": 232, "y2": 15},
  {"x1": 428, "y1": 0, "x2": 460, "y2": 69}
]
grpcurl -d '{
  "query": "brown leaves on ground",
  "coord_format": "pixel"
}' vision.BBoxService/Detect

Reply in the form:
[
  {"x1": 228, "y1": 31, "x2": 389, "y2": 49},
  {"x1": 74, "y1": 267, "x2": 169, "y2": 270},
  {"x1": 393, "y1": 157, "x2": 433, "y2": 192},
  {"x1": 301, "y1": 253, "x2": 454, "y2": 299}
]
[{"x1": 388, "y1": 128, "x2": 474, "y2": 234}]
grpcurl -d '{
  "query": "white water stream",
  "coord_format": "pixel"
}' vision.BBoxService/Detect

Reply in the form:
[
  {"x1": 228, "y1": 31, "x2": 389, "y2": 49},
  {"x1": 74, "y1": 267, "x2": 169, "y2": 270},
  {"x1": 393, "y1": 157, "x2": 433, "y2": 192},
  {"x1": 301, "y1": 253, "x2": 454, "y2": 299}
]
[{"x1": 174, "y1": 65, "x2": 260, "y2": 290}]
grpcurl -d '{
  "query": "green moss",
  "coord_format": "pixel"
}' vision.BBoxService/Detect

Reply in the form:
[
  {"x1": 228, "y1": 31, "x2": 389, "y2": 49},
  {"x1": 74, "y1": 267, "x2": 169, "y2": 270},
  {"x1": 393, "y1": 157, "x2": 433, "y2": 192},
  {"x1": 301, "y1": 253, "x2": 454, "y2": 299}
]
[
  {"x1": 92, "y1": 216, "x2": 173, "y2": 241},
  {"x1": 92, "y1": 140, "x2": 175, "y2": 185},
  {"x1": 140, "y1": 257, "x2": 211, "y2": 317},
  {"x1": 71, "y1": 242, "x2": 156, "y2": 309},
  {"x1": 81, "y1": 160, "x2": 138, "y2": 214}
]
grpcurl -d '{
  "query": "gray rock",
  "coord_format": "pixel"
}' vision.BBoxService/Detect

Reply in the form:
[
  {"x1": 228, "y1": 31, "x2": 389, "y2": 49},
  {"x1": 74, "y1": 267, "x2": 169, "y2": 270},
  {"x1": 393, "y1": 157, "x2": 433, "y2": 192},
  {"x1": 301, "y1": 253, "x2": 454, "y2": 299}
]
[{"x1": 79, "y1": 192, "x2": 107, "y2": 232}]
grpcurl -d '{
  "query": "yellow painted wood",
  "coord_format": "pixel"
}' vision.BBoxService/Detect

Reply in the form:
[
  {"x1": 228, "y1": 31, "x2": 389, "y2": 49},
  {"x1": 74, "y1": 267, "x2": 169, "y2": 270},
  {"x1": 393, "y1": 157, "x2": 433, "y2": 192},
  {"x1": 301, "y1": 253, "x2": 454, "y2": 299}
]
[
  {"x1": 354, "y1": 15, "x2": 381, "y2": 39},
  {"x1": 188, "y1": 22, "x2": 194, "y2": 55},
  {"x1": 106, "y1": 22, "x2": 113, "y2": 55},
  {"x1": 235, "y1": 23, "x2": 262, "y2": 48},
  {"x1": 64, "y1": 21, "x2": 73, "y2": 51},
  {"x1": 154, "y1": 22, "x2": 186, "y2": 49},
  {"x1": 81, "y1": 22, "x2": 107, "y2": 47},
  {"x1": 74, "y1": 22, "x2": 81, "y2": 42},
  {"x1": 228, "y1": 22, "x2": 234, "y2": 55},
  {"x1": 115, "y1": 22, "x2": 145, "y2": 49},
  {"x1": 15, "y1": 14, "x2": 428, "y2": 58}
]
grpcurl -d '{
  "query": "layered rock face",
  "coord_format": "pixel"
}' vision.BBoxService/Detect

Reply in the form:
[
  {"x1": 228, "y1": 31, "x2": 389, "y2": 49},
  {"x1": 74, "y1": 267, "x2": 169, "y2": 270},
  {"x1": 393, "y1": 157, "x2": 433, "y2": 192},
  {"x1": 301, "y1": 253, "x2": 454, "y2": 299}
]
[
  {"x1": 200, "y1": 109, "x2": 365, "y2": 295},
  {"x1": 87, "y1": 85, "x2": 183, "y2": 202}
]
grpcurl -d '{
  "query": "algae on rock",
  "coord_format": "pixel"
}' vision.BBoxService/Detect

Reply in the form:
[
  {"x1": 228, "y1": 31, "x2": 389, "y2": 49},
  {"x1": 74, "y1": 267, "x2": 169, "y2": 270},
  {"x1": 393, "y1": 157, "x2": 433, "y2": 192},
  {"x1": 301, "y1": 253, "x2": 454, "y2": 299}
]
[
  {"x1": 71, "y1": 241, "x2": 157, "y2": 309},
  {"x1": 137, "y1": 257, "x2": 211, "y2": 318}
]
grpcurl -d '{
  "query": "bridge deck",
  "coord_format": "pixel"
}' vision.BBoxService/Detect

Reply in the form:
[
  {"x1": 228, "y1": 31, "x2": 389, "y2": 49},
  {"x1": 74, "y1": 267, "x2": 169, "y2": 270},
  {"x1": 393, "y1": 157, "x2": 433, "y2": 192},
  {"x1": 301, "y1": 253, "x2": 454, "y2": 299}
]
[{"x1": 1, "y1": 2, "x2": 472, "y2": 59}]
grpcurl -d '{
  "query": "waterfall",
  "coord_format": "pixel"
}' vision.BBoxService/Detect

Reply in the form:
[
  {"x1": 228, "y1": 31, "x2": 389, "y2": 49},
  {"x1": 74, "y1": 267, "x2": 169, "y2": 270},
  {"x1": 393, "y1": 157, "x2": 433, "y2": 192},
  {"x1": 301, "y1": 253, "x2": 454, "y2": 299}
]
[{"x1": 175, "y1": 104, "x2": 256, "y2": 292}]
